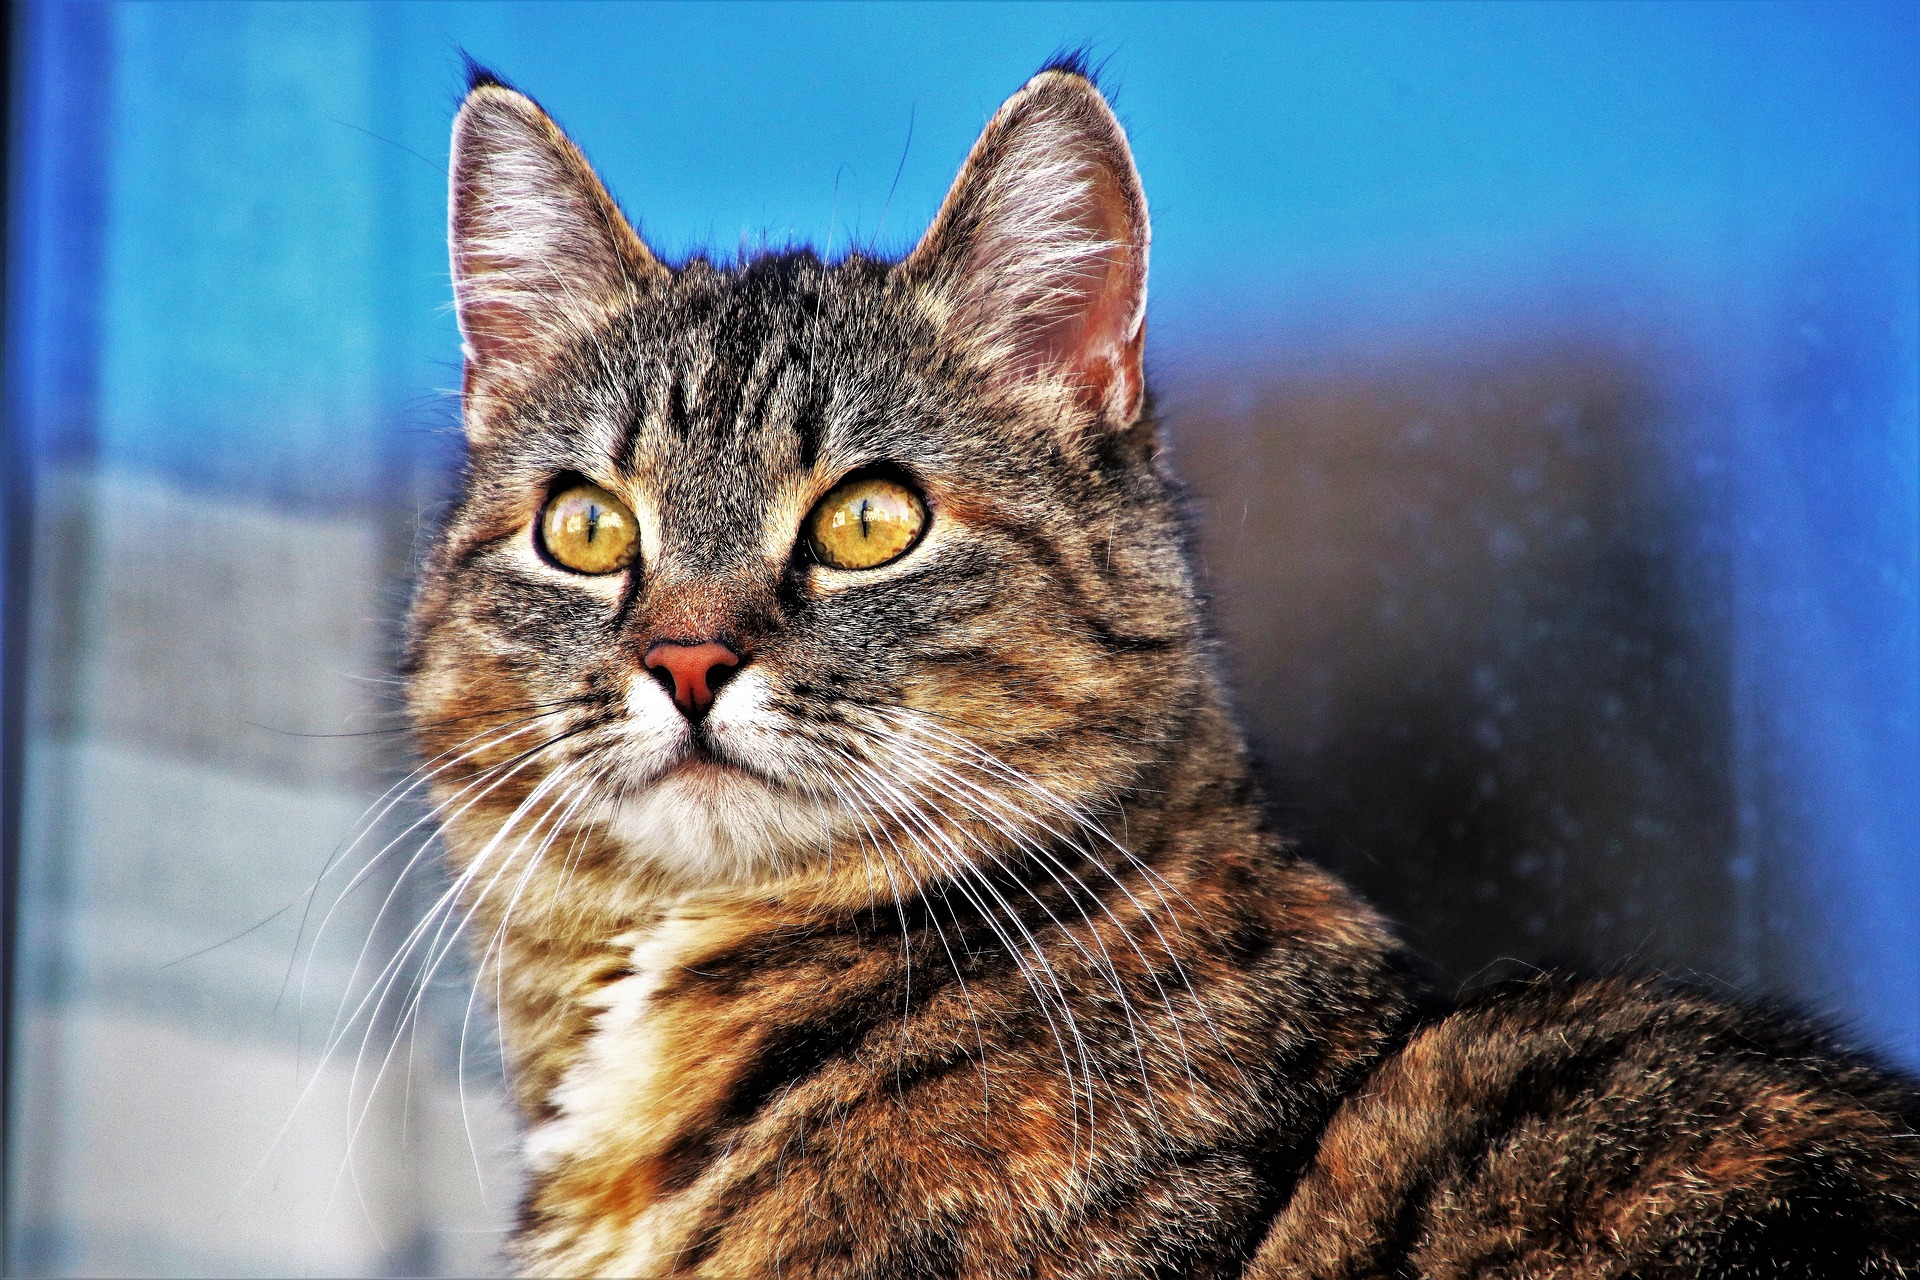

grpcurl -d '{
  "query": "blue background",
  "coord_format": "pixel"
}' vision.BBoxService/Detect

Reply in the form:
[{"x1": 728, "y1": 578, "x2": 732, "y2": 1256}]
[{"x1": 4, "y1": 4, "x2": 1916, "y2": 1274}]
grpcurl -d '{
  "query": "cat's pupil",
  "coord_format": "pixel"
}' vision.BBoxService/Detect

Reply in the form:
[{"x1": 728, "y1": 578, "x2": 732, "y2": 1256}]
[
  {"x1": 586, "y1": 505, "x2": 600, "y2": 542},
  {"x1": 858, "y1": 499, "x2": 872, "y2": 539}
]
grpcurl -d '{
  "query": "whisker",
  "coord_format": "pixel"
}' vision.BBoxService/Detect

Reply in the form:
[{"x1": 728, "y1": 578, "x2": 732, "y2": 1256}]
[
  {"x1": 793, "y1": 755, "x2": 993, "y2": 1113},
  {"x1": 873, "y1": 707, "x2": 1250, "y2": 1092},
  {"x1": 873, "y1": 729, "x2": 1199, "y2": 1089},
  {"x1": 286, "y1": 701, "x2": 602, "y2": 1016},
  {"x1": 862, "y1": 751, "x2": 1163, "y2": 1156},
  {"x1": 832, "y1": 754, "x2": 1103, "y2": 1166},
  {"x1": 314, "y1": 716, "x2": 615, "y2": 1058},
  {"x1": 333, "y1": 756, "x2": 592, "y2": 1210},
  {"x1": 871, "y1": 749, "x2": 1177, "y2": 1139},
  {"x1": 241, "y1": 716, "x2": 610, "y2": 1212}
]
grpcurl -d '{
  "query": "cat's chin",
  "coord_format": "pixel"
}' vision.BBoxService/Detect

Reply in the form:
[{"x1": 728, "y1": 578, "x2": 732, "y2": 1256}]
[{"x1": 598, "y1": 760, "x2": 843, "y2": 886}]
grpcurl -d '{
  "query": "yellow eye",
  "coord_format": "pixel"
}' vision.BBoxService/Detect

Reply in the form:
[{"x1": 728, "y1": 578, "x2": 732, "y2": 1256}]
[
  {"x1": 539, "y1": 481, "x2": 638, "y2": 575},
  {"x1": 806, "y1": 474, "x2": 928, "y2": 570}
]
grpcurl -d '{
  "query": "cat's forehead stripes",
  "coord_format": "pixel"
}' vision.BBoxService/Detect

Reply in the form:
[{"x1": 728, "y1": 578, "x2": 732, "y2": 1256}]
[
  {"x1": 622, "y1": 273, "x2": 830, "y2": 451},
  {"x1": 590, "y1": 263, "x2": 930, "y2": 580}
]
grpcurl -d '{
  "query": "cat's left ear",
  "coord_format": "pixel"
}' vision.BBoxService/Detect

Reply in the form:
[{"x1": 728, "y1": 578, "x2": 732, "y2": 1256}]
[
  {"x1": 449, "y1": 70, "x2": 666, "y2": 435},
  {"x1": 903, "y1": 64, "x2": 1149, "y2": 432}
]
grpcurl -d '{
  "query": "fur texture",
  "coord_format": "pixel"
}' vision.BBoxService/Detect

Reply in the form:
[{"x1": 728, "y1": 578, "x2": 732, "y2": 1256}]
[{"x1": 407, "y1": 64, "x2": 1920, "y2": 1277}]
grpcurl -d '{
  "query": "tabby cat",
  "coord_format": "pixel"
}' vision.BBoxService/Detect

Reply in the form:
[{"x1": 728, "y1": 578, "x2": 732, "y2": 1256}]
[{"x1": 406, "y1": 59, "x2": 1920, "y2": 1278}]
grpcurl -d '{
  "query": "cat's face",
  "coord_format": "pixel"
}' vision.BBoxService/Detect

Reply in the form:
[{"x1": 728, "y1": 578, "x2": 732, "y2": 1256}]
[{"x1": 408, "y1": 69, "x2": 1207, "y2": 891}]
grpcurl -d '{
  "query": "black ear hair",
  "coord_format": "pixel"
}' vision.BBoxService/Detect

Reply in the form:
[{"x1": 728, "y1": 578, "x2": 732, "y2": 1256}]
[
  {"x1": 460, "y1": 52, "x2": 513, "y2": 95},
  {"x1": 1037, "y1": 46, "x2": 1098, "y2": 83}
]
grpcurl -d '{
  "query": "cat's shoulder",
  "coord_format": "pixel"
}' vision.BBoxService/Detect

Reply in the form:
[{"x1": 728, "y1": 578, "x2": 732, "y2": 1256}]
[{"x1": 1251, "y1": 972, "x2": 1920, "y2": 1278}]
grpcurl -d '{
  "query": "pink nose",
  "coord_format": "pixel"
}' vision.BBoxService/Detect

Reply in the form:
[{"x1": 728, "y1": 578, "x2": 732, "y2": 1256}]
[{"x1": 643, "y1": 641, "x2": 741, "y2": 718}]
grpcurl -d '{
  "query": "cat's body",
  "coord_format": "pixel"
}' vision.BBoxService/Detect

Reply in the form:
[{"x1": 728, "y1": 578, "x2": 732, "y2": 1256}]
[{"x1": 407, "y1": 62, "x2": 1920, "y2": 1277}]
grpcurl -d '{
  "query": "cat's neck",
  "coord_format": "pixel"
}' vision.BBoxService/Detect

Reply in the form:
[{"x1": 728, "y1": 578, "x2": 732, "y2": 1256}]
[
  {"x1": 448, "y1": 695, "x2": 1409, "y2": 1125},
  {"x1": 474, "y1": 699, "x2": 1420, "y2": 1276}
]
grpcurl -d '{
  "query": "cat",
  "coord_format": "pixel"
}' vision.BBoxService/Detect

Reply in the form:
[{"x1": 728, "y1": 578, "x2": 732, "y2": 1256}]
[{"x1": 405, "y1": 57, "x2": 1920, "y2": 1278}]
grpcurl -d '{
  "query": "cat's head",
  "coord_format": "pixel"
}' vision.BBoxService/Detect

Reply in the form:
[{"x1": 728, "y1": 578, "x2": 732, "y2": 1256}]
[{"x1": 408, "y1": 63, "x2": 1214, "y2": 893}]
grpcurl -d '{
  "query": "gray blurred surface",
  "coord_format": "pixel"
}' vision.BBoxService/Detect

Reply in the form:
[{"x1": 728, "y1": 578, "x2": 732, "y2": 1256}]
[{"x1": 12, "y1": 468, "x2": 516, "y2": 1276}]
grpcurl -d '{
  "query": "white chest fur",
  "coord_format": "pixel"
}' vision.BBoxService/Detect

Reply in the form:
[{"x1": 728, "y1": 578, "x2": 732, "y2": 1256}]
[
  {"x1": 524, "y1": 907, "x2": 707, "y2": 1168},
  {"x1": 518, "y1": 910, "x2": 708, "y2": 1277}
]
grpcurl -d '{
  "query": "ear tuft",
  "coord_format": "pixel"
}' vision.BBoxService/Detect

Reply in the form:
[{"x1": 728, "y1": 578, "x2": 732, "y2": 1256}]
[
  {"x1": 449, "y1": 79, "x2": 664, "y2": 431},
  {"x1": 1037, "y1": 46, "x2": 1100, "y2": 84},
  {"x1": 903, "y1": 69, "x2": 1149, "y2": 431},
  {"x1": 460, "y1": 53, "x2": 514, "y2": 96}
]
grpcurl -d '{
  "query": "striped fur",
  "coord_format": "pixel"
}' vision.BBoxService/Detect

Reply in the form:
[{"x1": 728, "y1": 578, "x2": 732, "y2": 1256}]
[{"x1": 407, "y1": 61, "x2": 1920, "y2": 1277}]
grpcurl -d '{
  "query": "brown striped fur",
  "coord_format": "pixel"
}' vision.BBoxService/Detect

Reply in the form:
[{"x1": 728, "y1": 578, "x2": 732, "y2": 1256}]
[{"x1": 407, "y1": 59, "x2": 1920, "y2": 1277}]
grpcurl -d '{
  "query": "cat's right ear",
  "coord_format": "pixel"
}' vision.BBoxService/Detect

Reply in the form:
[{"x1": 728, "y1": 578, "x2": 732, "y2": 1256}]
[{"x1": 449, "y1": 72, "x2": 665, "y2": 435}]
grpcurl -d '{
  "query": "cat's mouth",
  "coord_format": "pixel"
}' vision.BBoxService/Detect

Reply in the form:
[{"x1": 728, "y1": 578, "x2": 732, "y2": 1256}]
[
  {"x1": 658, "y1": 756, "x2": 749, "y2": 789},
  {"x1": 662, "y1": 739, "x2": 734, "y2": 776},
  {"x1": 654, "y1": 733, "x2": 788, "y2": 794},
  {"x1": 597, "y1": 725, "x2": 845, "y2": 880}
]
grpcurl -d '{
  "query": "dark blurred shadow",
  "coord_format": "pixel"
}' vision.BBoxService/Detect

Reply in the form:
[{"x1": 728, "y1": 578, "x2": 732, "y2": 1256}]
[{"x1": 1166, "y1": 334, "x2": 1737, "y2": 993}]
